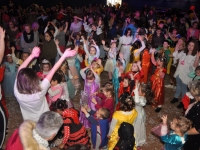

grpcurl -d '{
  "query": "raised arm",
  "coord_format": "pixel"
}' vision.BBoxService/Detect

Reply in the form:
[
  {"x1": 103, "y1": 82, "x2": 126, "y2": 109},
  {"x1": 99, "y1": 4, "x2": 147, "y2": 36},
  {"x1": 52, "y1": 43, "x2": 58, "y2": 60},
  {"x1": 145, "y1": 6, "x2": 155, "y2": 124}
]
[
  {"x1": 193, "y1": 51, "x2": 200, "y2": 68},
  {"x1": 45, "y1": 48, "x2": 77, "y2": 82},
  {"x1": 63, "y1": 22, "x2": 69, "y2": 33},
  {"x1": 0, "y1": 27, "x2": 5, "y2": 63},
  {"x1": 102, "y1": 40, "x2": 110, "y2": 51},
  {"x1": 18, "y1": 47, "x2": 40, "y2": 73},
  {"x1": 151, "y1": 49, "x2": 157, "y2": 66},
  {"x1": 55, "y1": 39, "x2": 63, "y2": 56}
]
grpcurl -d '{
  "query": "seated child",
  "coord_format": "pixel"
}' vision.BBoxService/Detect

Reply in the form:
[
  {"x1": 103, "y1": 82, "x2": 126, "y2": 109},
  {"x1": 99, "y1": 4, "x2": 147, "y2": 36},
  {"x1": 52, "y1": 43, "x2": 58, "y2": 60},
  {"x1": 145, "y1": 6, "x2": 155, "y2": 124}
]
[
  {"x1": 113, "y1": 122, "x2": 135, "y2": 150},
  {"x1": 160, "y1": 115, "x2": 192, "y2": 150},
  {"x1": 81, "y1": 106, "x2": 110, "y2": 150}
]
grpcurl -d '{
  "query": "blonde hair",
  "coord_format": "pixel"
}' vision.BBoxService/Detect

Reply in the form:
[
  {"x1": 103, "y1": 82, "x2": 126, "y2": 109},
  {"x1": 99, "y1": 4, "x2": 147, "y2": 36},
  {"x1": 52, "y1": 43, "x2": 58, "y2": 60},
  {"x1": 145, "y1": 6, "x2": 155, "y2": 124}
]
[
  {"x1": 189, "y1": 80, "x2": 200, "y2": 97},
  {"x1": 176, "y1": 116, "x2": 192, "y2": 134}
]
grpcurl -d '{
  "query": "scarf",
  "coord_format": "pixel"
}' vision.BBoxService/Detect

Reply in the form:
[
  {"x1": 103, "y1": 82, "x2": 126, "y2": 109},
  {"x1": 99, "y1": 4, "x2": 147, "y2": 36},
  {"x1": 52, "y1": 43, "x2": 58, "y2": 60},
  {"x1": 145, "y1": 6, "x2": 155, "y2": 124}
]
[
  {"x1": 32, "y1": 129, "x2": 50, "y2": 150},
  {"x1": 23, "y1": 30, "x2": 34, "y2": 43}
]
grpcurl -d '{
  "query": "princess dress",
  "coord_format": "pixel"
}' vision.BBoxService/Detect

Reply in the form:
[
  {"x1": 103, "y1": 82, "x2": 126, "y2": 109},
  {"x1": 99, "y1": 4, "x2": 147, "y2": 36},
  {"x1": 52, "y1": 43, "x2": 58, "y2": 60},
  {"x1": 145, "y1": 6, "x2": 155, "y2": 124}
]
[
  {"x1": 104, "y1": 48, "x2": 117, "y2": 74},
  {"x1": 2, "y1": 61, "x2": 17, "y2": 97},
  {"x1": 79, "y1": 80, "x2": 99, "y2": 129},
  {"x1": 150, "y1": 67, "x2": 166, "y2": 107},
  {"x1": 141, "y1": 49, "x2": 151, "y2": 83},
  {"x1": 112, "y1": 64, "x2": 119, "y2": 104},
  {"x1": 108, "y1": 109, "x2": 138, "y2": 150}
]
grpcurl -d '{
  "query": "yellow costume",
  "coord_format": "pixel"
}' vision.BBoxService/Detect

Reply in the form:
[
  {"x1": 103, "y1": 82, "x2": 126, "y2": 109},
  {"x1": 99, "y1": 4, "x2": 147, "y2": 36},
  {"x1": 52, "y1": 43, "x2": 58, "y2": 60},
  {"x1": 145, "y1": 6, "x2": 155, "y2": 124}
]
[
  {"x1": 167, "y1": 47, "x2": 174, "y2": 74},
  {"x1": 84, "y1": 59, "x2": 103, "y2": 76},
  {"x1": 108, "y1": 109, "x2": 138, "y2": 150},
  {"x1": 125, "y1": 49, "x2": 140, "y2": 73}
]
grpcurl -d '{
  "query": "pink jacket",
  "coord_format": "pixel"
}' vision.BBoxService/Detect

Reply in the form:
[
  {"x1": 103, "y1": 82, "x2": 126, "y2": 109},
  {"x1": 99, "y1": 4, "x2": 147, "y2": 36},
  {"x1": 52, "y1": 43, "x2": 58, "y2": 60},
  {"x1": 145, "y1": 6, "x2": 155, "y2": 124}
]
[{"x1": 187, "y1": 28, "x2": 200, "y2": 41}]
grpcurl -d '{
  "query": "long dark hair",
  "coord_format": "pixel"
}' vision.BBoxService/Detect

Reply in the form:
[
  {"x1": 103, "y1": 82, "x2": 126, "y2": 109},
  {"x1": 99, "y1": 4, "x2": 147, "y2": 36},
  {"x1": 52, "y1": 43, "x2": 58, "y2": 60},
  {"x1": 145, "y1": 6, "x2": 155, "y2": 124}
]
[
  {"x1": 51, "y1": 99, "x2": 68, "y2": 111},
  {"x1": 124, "y1": 28, "x2": 132, "y2": 36},
  {"x1": 184, "y1": 39, "x2": 199, "y2": 56},
  {"x1": 130, "y1": 40, "x2": 142, "y2": 63}
]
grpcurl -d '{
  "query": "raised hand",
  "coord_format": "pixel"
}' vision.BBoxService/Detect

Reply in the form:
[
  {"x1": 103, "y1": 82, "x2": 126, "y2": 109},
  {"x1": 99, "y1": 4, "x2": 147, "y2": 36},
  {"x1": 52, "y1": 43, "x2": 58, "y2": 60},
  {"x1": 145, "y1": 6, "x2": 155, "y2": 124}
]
[
  {"x1": 102, "y1": 40, "x2": 105, "y2": 45},
  {"x1": 31, "y1": 47, "x2": 40, "y2": 58},
  {"x1": 161, "y1": 115, "x2": 168, "y2": 125},
  {"x1": 11, "y1": 46, "x2": 15, "y2": 53},
  {"x1": 91, "y1": 97, "x2": 97, "y2": 104},
  {"x1": 137, "y1": 61, "x2": 141, "y2": 67},
  {"x1": 54, "y1": 39, "x2": 59, "y2": 45},
  {"x1": 97, "y1": 59, "x2": 102, "y2": 65},
  {"x1": 63, "y1": 48, "x2": 77, "y2": 58}
]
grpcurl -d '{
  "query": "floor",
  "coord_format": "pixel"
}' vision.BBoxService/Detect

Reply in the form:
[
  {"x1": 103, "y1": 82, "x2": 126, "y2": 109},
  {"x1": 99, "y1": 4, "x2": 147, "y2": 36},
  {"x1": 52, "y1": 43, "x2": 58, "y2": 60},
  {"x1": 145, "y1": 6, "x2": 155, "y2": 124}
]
[{"x1": 2, "y1": 71, "x2": 182, "y2": 150}]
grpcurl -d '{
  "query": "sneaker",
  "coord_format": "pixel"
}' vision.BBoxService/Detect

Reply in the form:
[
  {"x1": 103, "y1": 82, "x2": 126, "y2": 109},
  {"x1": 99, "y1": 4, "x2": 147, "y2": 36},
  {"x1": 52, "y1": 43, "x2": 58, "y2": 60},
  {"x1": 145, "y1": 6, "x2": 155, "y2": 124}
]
[
  {"x1": 165, "y1": 84, "x2": 173, "y2": 88},
  {"x1": 170, "y1": 98, "x2": 178, "y2": 104},
  {"x1": 155, "y1": 107, "x2": 162, "y2": 113},
  {"x1": 177, "y1": 102, "x2": 183, "y2": 109}
]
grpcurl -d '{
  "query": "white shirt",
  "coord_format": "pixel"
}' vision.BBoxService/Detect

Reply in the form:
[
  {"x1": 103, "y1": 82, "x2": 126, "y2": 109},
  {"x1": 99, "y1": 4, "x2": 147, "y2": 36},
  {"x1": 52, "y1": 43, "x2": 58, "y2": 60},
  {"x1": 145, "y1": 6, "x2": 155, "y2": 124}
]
[
  {"x1": 14, "y1": 78, "x2": 50, "y2": 122},
  {"x1": 173, "y1": 51, "x2": 196, "y2": 85}
]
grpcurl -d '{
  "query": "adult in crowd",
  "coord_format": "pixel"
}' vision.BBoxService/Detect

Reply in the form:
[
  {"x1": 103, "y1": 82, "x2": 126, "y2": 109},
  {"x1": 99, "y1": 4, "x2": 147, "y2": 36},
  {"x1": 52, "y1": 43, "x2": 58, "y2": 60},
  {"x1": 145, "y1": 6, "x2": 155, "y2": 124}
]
[
  {"x1": 184, "y1": 80, "x2": 200, "y2": 150},
  {"x1": 6, "y1": 21, "x2": 19, "y2": 45},
  {"x1": 5, "y1": 111, "x2": 63, "y2": 150},
  {"x1": 20, "y1": 24, "x2": 38, "y2": 53},
  {"x1": 41, "y1": 31, "x2": 57, "y2": 66}
]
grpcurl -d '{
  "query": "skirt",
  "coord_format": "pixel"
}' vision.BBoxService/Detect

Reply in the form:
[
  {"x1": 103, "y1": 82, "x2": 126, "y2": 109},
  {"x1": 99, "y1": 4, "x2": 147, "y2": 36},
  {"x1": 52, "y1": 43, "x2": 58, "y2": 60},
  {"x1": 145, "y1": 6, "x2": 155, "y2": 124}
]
[{"x1": 104, "y1": 59, "x2": 114, "y2": 73}]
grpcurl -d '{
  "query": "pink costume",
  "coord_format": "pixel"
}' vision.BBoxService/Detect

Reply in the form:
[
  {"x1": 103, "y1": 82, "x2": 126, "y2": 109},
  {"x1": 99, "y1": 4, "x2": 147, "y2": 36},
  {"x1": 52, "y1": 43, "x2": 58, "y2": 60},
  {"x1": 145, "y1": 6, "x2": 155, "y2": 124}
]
[{"x1": 47, "y1": 84, "x2": 63, "y2": 106}]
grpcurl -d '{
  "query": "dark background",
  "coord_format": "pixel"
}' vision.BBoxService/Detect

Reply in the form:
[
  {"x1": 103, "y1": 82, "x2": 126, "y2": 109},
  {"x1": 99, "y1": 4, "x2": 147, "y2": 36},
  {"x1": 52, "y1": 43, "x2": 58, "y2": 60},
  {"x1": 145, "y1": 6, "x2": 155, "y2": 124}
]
[{"x1": 1, "y1": 0, "x2": 200, "y2": 10}]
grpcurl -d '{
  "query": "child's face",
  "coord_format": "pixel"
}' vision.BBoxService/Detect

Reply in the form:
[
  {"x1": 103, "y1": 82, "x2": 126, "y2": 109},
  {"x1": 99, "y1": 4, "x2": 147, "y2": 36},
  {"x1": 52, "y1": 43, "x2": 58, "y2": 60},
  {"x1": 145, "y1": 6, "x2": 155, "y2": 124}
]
[
  {"x1": 170, "y1": 118, "x2": 178, "y2": 131},
  {"x1": 196, "y1": 70, "x2": 200, "y2": 76},
  {"x1": 157, "y1": 59, "x2": 164, "y2": 67},
  {"x1": 22, "y1": 53, "x2": 29, "y2": 61},
  {"x1": 138, "y1": 86, "x2": 145, "y2": 96},
  {"x1": 131, "y1": 63, "x2": 139, "y2": 72},
  {"x1": 92, "y1": 62, "x2": 98, "y2": 69},
  {"x1": 7, "y1": 56, "x2": 13, "y2": 63},
  {"x1": 89, "y1": 47, "x2": 96, "y2": 56},
  {"x1": 163, "y1": 42, "x2": 169, "y2": 49},
  {"x1": 87, "y1": 79, "x2": 94, "y2": 83},
  {"x1": 43, "y1": 64, "x2": 50, "y2": 72},
  {"x1": 96, "y1": 108, "x2": 104, "y2": 119},
  {"x1": 188, "y1": 42, "x2": 195, "y2": 52},
  {"x1": 111, "y1": 42, "x2": 116, "y2": 48},
  {"x1": 123, "y1": 79, "x2": 129, "y2": 87},
  {"x1": 51, "y1": 80, "x2": 58, "y2": 86}
]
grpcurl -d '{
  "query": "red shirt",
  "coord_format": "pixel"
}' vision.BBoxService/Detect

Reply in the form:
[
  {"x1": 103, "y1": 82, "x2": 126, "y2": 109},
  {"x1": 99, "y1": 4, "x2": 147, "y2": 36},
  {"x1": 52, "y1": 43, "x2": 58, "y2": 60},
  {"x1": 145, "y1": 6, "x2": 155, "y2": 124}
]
[{"x1": 95, "y1": 93, "x2": 114, "y2": 122}]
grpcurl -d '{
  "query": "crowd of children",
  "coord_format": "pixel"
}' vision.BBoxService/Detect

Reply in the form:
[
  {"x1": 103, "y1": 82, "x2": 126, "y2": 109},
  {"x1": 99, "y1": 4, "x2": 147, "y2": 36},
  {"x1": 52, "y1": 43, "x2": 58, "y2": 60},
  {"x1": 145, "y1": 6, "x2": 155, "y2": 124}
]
[{"x1": 0, "y1": 2, "x2": 200, "y2": 150}]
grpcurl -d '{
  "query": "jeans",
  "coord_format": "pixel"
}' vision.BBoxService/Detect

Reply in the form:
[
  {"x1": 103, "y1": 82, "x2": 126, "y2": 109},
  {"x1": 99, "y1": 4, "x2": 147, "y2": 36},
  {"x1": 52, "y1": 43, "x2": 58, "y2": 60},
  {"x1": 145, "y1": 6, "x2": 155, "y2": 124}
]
[{"x1": 174, "y1": 76, "x2": 188, "y2": 99}]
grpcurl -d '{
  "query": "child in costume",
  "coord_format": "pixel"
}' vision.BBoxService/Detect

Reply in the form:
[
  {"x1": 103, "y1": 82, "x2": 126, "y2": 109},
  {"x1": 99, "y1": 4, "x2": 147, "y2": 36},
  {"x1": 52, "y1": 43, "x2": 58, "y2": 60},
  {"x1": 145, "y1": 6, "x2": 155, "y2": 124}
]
[
  {"x1": 141, "y1": 44, "x2": 151, "y2": 83},
  {"x1": 113, "y1": 122, "x2": 135, "y2": 150},
  {"x1": 81, "y1": 36, "x2": 100, "y2": 65},
  {"x1": 108, "y1": 93, "x2": 138, "y2": 150},
  {"x1": 52, "y1": 99, "x2": 90, "y2": 149},
  {"x1": 84, "y1": 56, "x2": 103, "y2": 76},
  {"x1": 126, "y1": 61, "x2": 144, "y2": 83},
  {"x1": 102, "y1": 39, "x2": 117, "y2": 80},
  {"x1": 11, "y1": 46, "x2": 37, "y2": 68},
  {"x1": 36, "y1": 59, "x2": 51, "y2": 80},
  {"x1": 112, "y1": 53, "x2": 126, "y2": 103},
  {"x1": 56, "y1": 41, "x2": 82, "y2": 89},
  {"x1": 59, "y1": 61, "x2": 76, "y2": 100},
  {"x1": 188, "y1": 66, "x2": 200, "y2": 81},
  {"x1": 81, "y1": 106, "x2": 110, "y2": 150},
  {"x1": 160, "y1": 115, "x2": 192, "y2": 150},
  {"x1": 133, "y1": 81, "x2": 153, "y2": 149},
  {"x1": 2, "y1": 54, "x2": 17, "y2": 96},
  {"x1": 126, "y1": 36, "x2": 145, "y2": 72},
  {"x1": 79, "y1": 67, "x2": 100, "y2": 128},
  {"x1": 47, "y1": 71, "x2": 64, "y2": 106},
  {"x1": 92, "y1": 82, "x2": 115, "y2": 122},
  {"x1": 150, "y1": 49, "x2": 167, "y2": 112}
]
